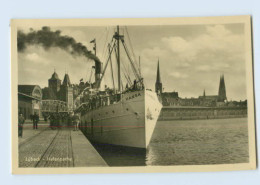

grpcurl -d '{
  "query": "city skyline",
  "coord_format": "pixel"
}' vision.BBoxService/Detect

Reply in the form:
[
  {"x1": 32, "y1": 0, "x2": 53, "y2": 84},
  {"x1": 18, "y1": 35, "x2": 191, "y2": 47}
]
[{"x1": 18, "y1": 24, "x2": 247, "y2": 101}]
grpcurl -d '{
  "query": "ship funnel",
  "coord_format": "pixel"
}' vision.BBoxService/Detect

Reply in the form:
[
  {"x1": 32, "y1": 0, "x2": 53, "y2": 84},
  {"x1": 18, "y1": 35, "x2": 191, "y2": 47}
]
[{"x1": 94, "y1": 59, "x2": 102, "y2": 88}]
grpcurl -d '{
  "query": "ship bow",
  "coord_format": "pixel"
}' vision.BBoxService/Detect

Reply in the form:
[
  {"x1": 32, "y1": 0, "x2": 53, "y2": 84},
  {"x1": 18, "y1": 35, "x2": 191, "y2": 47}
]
[{"x1": 145, "y1": 90, "x2": 162, "y2": 147}]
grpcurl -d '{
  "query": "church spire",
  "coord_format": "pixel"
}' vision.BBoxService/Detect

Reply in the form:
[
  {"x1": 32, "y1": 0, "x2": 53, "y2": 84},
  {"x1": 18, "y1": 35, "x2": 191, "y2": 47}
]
[
  {"x1": 155, "y1": 59, "x2": 162, "y2": 94},
  {"x1": 218, "y1": 74, "x2": 227, "y2": 101},
  {"x1": 156, "y1": 59, "x2": 161, "y2": 83},
  {"x1": 62, "y1": 73, "x2": 71, "y2": 86}
]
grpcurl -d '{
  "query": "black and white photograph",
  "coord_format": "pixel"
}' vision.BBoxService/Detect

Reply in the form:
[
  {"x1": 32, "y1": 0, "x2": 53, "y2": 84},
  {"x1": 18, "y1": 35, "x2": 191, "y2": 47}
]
[{"x1": 11, "y1": 16, "x2": 256, "y2": 174}]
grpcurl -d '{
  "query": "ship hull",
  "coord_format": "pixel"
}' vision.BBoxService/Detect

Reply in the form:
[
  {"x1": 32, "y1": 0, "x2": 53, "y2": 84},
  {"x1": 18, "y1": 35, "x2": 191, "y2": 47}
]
[{"x1": 80, "y1": 89, "x2": 162, "y2": 148}]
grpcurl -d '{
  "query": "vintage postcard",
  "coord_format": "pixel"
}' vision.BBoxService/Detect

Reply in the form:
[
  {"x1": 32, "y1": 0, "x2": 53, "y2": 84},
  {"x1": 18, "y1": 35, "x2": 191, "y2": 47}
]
[{"x1": 11, "y1": 15, "x2": 256, "y2": 174}]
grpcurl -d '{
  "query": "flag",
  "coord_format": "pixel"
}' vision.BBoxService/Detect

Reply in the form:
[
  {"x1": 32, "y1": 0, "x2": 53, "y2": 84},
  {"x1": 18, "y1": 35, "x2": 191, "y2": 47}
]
[{"x1": 90, "y1": 39, "x2": 96, "y2": 43}]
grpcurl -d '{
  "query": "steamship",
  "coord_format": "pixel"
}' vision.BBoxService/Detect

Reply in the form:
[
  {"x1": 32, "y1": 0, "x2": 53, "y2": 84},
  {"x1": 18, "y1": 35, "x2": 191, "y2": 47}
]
[{"x1": 75, "y1": 26, "x2": 162, "y2": 148}]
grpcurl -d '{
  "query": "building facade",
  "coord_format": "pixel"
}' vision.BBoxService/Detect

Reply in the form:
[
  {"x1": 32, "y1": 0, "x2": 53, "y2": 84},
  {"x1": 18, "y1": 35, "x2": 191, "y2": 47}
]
[
  {"x1": 48, "y1": 71, "x2": 61, "y2": 100},
  {"x1": 60, "y1": 74, "x2": 74, "y2": 110},
  {"x1": 159, "y1": 106, "x2": 247, "y2": 121},
  {"x1": 18, "y1": 85, "x2": 42, "y2": 119},
  {"x1": 42, "y1": 72, "x2": 74, "y2": 111}
]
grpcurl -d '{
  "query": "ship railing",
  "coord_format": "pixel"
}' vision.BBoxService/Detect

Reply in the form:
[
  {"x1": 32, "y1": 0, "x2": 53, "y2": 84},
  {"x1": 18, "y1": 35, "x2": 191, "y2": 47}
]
[
  {"x1": 75, "y1": 93, "x2": 123, "y2": 112},
  {"x1": 75, "y1": 80, "x2": 145, "y2": 112},
  {"x1": 123, "y1": 78, "x2": 144, "y2": 93}
]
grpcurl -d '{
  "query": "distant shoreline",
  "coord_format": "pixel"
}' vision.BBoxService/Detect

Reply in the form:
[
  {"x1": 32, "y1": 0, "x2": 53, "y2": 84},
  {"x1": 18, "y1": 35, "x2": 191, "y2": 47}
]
[{"x1": 159, "y1": 106, "x2": 247, "y2": 121}]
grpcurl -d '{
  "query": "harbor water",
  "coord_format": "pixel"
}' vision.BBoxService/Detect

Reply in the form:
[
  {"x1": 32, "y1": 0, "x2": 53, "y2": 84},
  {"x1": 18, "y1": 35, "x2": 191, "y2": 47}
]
[{"x1": 92, "y1": 118, "x2": 249, "y2": 166}]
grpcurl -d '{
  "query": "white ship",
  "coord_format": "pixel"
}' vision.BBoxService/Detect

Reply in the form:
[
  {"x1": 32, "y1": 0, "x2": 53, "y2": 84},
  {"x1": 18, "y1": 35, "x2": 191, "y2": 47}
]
[{"x1": 75, "y1": 26, "x2": 162, "y2": 149}]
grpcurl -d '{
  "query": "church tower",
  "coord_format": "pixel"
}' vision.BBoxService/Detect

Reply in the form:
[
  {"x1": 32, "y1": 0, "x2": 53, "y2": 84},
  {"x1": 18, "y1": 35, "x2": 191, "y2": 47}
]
[
  {"x1": 155, "y1": 59, "x2": 163, "y2": 94},
  {"x1": 60, "y1": 73, "x2": 74, "y2": 110},
  {"x1": 218, "y1": 74, "x2": 227, "y2": 102},
  {"x1": 48, "y1": 70, "x2": 61, "y2": 99}
]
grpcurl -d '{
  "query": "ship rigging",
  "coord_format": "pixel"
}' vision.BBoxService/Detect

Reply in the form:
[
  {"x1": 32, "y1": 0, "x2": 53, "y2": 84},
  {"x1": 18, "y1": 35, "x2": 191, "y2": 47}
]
[
  {"x1": 77, "y1": 26, "x2": 143, "y2": 98},
  {"x1": 75, "y1": 26, "x2": 162, "y2": 149}
]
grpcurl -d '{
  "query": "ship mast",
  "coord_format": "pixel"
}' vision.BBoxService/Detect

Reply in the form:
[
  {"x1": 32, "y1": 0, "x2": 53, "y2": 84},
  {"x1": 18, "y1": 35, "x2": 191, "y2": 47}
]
[
  {"x1": 94, "y1": 25, "x2": 142, "y2": 92},
  {"x1": 116, "y1": 26, "x2": 121, "y2": 92}
]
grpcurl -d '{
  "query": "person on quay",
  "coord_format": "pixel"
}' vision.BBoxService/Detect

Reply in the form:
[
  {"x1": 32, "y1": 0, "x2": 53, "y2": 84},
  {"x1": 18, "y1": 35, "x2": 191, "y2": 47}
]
[
  {"x1": 33, "y1": 112, "x2": 39, "y2": 129},
  {"x1": 18, "y1": 113, "x2": 25, "y2": 137},
  {"x1": 30, "y1": 114, "x2": 33, "y2": 121},
  {"x1": 73, "y1": 113, "x2": 80, "y2": 131}
]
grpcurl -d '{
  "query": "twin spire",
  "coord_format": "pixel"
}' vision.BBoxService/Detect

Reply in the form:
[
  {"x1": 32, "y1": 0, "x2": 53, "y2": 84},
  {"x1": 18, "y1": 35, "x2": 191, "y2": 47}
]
[
  {"x1": 63, "y1": 73, "x2": 71, "y2": 86},
  {"x1": 218, "y1": 74, "x2": 226, "y2": 101},
  {"x1": 155, "y1": 61, "x2": 226, "y2": 101},
  {"x1": 50, "y1": 68, "x2": 71, "y2": 86},
  {"x1": 203, "y1": 74, "x2": 226, "y2": 101}
]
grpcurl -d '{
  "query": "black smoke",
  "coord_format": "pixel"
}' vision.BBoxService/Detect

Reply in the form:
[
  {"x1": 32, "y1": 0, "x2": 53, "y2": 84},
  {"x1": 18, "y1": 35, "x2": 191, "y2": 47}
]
[{"x1": 17, "y1": 26, "x2": 100, "y2": 62}]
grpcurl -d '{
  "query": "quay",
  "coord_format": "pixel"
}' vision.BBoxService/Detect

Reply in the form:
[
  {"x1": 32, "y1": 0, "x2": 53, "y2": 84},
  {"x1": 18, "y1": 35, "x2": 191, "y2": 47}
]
[{"x1": 19, "y1": 120, "x2": 108, "y2": 167}]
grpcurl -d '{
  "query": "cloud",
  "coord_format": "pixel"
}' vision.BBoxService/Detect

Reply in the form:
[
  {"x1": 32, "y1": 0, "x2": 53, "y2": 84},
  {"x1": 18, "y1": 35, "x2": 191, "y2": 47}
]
[
  {"x1": 206, "y1": 25, "x2": 231, "y2": 37},
  {"x1": 196, "y1": 65, "x2": 211, "y2": 72},
  {"x1": 25, "y1": 52, "x2": 52, "y2": 66},
  {"x1": 17, "y1": 24, "x2": 247, "y2": 101},
  {"x1": 170, "y1": 72, "x2": 188, "y2": 79},
  {"x1": 160, "y1": 25, "x2": 244, "y2": 64},
  {"x1": 26, "y1": 53, "x2": 40, "y2": 61},
  {"x1": 162, "y1": 37, "x2": 190, "y2": 53},
  {"x1": 139, "y1": 24, "x2": 246, "y2": 100},
  {"x1": 161, "y1": 36, "x2": 196, "y2": 61},
  {"x1": 18, "y1": 45, "x2": 93, "y2": 88}
]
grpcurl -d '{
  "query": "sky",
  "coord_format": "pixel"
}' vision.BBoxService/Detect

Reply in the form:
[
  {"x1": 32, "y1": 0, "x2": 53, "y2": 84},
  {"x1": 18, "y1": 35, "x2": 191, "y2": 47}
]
[{"x1": 18, "y1": 23, "x2": 247, "y2": 101}]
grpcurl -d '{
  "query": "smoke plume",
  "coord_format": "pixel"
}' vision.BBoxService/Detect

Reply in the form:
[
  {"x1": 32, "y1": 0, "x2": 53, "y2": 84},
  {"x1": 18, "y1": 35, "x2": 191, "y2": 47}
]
[{"x1": 17, "y1": 26, "x2": 100, "y2": 62}]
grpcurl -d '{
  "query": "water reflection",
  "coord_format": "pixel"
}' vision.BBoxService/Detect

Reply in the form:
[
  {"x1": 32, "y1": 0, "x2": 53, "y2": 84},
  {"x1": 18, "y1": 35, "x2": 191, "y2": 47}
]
[
  {"x1": 91, "y1": 118, "x2": 249, "y2": 166},
  {"x1": 92, "y1": 143, "x2": 146, "y2": 166}
]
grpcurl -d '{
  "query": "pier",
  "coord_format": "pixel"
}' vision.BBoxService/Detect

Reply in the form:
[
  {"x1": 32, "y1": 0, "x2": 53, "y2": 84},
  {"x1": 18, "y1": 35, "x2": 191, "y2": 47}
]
[{"x1": 18, "y1": 120, "x2": 107, "y2": 167}]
